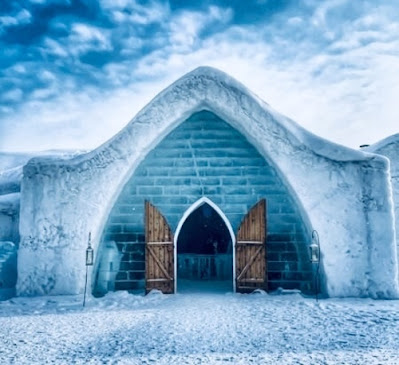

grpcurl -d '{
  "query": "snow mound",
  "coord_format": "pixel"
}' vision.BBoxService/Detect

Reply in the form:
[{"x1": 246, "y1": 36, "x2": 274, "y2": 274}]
[
  {"x1": 251, "y1": 289, "x2": 268, "y2": 295},
  {"x1": 91, "y1": 290, "x2": 168, "y2": 310},
  {"x1": 0, "y1": 291, "x2": 169, "y2": 316}
]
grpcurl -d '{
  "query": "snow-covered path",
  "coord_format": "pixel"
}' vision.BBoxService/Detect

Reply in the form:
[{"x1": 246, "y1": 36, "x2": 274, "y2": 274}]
[{"x1": 1, "y1": 291, "x2": 399, "y2": 364}]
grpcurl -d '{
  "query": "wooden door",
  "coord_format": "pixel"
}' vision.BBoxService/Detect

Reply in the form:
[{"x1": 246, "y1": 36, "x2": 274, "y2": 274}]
[
  {"x1": 145, "y1": 201, "x2": 174, "y2": 294},
  {"x1": 235, "y1": 199, "x2": 267, "y2": 293}
]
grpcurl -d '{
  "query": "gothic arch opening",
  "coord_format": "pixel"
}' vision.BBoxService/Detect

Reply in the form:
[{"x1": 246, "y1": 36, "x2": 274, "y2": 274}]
[{"x1": 174, "y1": 198, "x2": 235, "y2": 293}]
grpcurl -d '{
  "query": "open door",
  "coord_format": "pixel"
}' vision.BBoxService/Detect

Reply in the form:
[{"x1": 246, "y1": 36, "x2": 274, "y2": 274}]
[
  {"x1": 145, "y1": 201, "x2": 174, "y2": 294},
  {"x1": 235, "y1": 199, "x2": 267, "y2": 293}
]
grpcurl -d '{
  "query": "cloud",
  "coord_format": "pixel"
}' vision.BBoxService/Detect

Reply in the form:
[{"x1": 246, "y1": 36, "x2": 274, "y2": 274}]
[
  {"x1": 100, "y1": 0, "x2": 169, "y2": 25},
  {"x1": 311, "y1": 0, "x2": 347, "y2": 29},
  {"x1": 0, "y1": 8, "x2": 32, "y2": 29},
  {"x1": 69, "y1": 23, "x2": 112, "y2": 54},
  {"x1": 1, "y1": 89, "x2": 23, "y2": 102},
  {"x1": 0, "y1": 0, "x2": 398, "y2": 151},
  {"x1": 168, "y1": 6, "x2": 233, "y2": 51},
  {"x1": 42, "y1": 22, "x2": 113, "y2": 59},
  {"x1": 43, "y1": 37, "x2": 68, "y2": 57},
  {"x1": 287, "y1": 17, "x2": 303, "y2": 26}
]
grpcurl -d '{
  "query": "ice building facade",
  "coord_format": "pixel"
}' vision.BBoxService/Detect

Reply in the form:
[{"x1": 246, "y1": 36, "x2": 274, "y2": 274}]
[{"x1": 0, "y1": 67, "x2": 398, "y2": 300}]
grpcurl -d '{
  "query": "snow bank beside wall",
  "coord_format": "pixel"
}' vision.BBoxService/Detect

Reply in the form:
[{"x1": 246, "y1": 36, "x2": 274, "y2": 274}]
[{"x1": 17, "y1": 67, "x2": 399, "y2": 298}]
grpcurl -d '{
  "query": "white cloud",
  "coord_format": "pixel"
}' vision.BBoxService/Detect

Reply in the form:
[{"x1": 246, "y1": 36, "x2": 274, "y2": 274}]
[
  {"x1": 69, "y1": 23, "x2": 112, "y2": 55},
  {"x1": 0, "y1": 85, "x2": 155, "y2": 151},
  {"x1": 311, "y1": 0, "x2": 347, "y2": 29},
  {"x1": 0, "y1": 16, "x2": 18, "y2": 27},
  {"x1": 71, "y1": 24, "x2": 105, "y2": 42},
  {"x1": 169, "y1": 6, "x2": 233, "y2": 51},
  {"x1": 1, "y1": 0, "x2": 398, "y2": 152},
  {"x1": 2, "y1": 89, "x2": 23, "y2": 102},
  {"x1": 287, "y1": 17, "x2": 303, "y2": 26},
  {"x1": 0, "y1": 9, "x2": 32, "y2": 28},
  {"x1": 30, "y1": 87, "x2": 57, "y2": 100},
  {"x1": 11, "y1": 64, "x2": 27, "y2": 74},
  {"x1": 100, "y1": 0, "x2": 169, "y2": 25},
  {"x1": 104, "y1": 4, "x2": 399, "y2": 150},
  {"x1": 42, "y1": 23, "x2": 112, "y2": 59},
  {"x1": 43, "y1": 37, "x2": 68, "y2": 57},
  {"x1": 102, "y1": 62, "x2": 133, "y2": 87},
  {"x1": 3, "y1": 63, "x2": 28, "y2": 78},
  {"x1": 29, "y1": 0, "x2": 71, "y2": 3},
  {"x1": 39, "y1": 70, "x2": 57, "y2": 82},
  {"x1": 119, "y1": 35, "x2": 143, "y2": 56}
]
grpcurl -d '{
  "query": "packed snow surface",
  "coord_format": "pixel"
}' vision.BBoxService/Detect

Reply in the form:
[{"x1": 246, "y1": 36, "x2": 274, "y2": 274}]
[{"x1": 1, "y1": 291, "x2": 399, "y2": 364}]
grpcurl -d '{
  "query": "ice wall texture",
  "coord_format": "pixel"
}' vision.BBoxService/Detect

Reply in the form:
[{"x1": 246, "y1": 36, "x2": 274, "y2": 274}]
[
  {"x1": 0, "y1": 163, "x2": 23, "y2": 248},
  {"x1": 366, "y1": 135, "x2": 399, "y2": 276},
  {"x1": 0, "y1": 193, "x2": 19, "y2": 299},
  {"x1": 98, "y1": 111, "x2": 312, "y2": 294},
  {"x1": 0, "y1": 157, "x2": 23, "y2": 299},
  {"x1": 0, "y1": 150, "x2": 85, "y2": 297},
  {"x1": 17, "y1": 67, "x2": 399, "y2": 298}
]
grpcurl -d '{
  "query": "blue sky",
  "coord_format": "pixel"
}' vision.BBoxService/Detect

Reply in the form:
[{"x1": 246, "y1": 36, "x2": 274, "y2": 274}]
[{"x1": 0, "y1": 0, "x2": 398, "y2": 152}]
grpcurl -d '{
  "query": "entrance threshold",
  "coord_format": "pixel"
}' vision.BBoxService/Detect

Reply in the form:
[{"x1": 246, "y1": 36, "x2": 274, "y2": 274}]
[{"x1": 177, "y1": 279, "x2": 233, "y2": 293}]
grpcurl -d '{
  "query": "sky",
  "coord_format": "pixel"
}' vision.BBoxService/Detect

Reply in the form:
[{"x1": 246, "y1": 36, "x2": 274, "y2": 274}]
[{"x1": 0, "y1": 0, "x2": 398, "y2": 152}]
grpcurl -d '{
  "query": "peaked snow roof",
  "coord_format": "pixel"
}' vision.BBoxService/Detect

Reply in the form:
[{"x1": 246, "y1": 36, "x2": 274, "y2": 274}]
[
  {"x1": 364, "y1": 133, "x2": 399, "y2": 153},
  {"x1": 27, "y1": 66, "x2": 379, "y2": 171},
  {"x1": 81, "y1": 66, "x2": 378, "y2": 164}
]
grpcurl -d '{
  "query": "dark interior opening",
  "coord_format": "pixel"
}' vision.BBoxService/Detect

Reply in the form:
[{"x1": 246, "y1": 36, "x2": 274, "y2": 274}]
[{"x1": 177, "y1": 203, "x2": 233, "y2": 292}]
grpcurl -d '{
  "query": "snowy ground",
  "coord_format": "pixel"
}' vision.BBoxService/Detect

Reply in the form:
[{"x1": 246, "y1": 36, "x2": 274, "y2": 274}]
[{"x1": 1, "y1": 290, "x2": 399, "y2": 364}]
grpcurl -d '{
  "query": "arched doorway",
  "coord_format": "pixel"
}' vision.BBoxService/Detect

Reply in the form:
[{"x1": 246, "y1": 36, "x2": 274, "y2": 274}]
[{"x1": 174, "y1": 198, "x2": 236, "y2": 293}]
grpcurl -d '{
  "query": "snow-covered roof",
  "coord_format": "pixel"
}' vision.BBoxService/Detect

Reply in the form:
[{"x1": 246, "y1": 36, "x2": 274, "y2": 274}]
[
  {"x1": 25, "y1": 66, "x2": 378, "y2": 172},
  {"x1": 365, "y1": 133, "x2": 399, "y2": 153},
  {"x1": 0, "y1": 150, "x2": 85, "y2": 171},
  {"x1": 94, "y1": 66, "x2": 375, "y2": 162}
]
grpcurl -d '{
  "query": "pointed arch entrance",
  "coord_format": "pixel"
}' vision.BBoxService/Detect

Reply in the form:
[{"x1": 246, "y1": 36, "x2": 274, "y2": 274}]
[
  {"x1": 174, "y1": 197, "x2": 236, "y2": 293},
  {"x1": 144, "y1": 197, "x2": 268, "y2": 294}
]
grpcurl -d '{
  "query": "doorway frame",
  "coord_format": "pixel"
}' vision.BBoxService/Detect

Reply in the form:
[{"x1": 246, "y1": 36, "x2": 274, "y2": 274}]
[{"x1": 174, "y1": 197, "x2": 236, "y2": 293}]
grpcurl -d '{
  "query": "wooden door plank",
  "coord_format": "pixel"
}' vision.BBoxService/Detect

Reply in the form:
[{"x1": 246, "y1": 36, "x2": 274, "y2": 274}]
[
  {"x1": 236, "y1": 245, "x2": 263, "y2": 281},
  {"x1": 236, "y1": 199, "x2": 267, "y2": 293},
  {"x1": 147, "y1": 246, "x2": 173, "y2": 280},
  {"x1": 145, "y1": 201, "x2": 174, "y2": 294}
]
